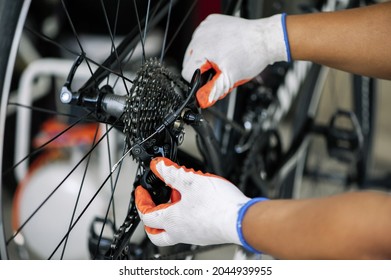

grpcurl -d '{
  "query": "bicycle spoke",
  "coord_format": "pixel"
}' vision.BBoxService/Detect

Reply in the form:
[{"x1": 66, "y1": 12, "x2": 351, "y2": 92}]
[
  {"x1": 133, "y1": 0, "x2": 147, "y2": 63},
  {"x1": 160, "y1": 0, "x2": 173, "y2": 63},
  {"x1": 164, "y1": 0, "x2": 198, "y2": 56},
  {"x1": 100, "y1": 0, "x2": 131, "y2": 95},
  {"x1": 111, "y1": 0, "x2": 160, "y2": 89},
  {"x1": 2, "y1": 112, "x2": 93, "y2": 178},
  {"x1": 113, "y1": 0, "x2": 121, "y2": 39},
  {"x1": 24, "y1": 26, "x2": 134, "y2": 85},
  {"x1": 6, "y1": 122, "x2": 117, "y2": 247},
  {"x1": 104, "y1": 124, "x2": 117, "y2": 230},
  {"x1": 93, "y1": 141, "x2": 129, "y2": 260},
  {"x1": 48, "y1": 157, "x2": 123, "y2": 259},
  {"x1": 106, "y1": 0, "x2": 122, "y2": 85},
  {"x1": 7, "y1": 102, "x2": 80, "y2": 119},
  {"x1": 112, "y1": 47, "x2": 137, "y2": 89},
  {"x1": 60, "y1": 124, "x2": 100, "y2": 259},
  {"x1": 60, "y1": 0, "x2": 94, "y2": 77},
  {"x1": 143, "y1": 0, "x2": 152, "y2": 49}
]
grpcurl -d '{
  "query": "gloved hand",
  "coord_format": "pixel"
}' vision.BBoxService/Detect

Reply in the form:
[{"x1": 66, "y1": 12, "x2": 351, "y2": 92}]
[
  {"x1": 182, "y1": 13, "x2": 291, "y2": 108},
  {"x1": 135, "y1": 157, "x2": 267, "y2": 253}
]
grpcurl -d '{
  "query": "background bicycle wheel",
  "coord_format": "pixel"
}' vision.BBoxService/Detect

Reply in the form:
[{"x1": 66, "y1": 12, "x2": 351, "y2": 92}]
[{"x1": 292, "y1": 70, "x2": 391, "y2": 198}]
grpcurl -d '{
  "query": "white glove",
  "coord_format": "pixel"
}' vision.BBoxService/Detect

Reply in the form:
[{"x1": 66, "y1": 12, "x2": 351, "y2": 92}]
[
  {"x1": 135, "y1": 157, "x2": 266, "y2": 250},
  {"x1": 182, "y1": 13, "x2": 291, "y2": 108}
]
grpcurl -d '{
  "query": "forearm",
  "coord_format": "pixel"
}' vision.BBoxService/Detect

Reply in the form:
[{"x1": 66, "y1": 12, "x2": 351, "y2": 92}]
[
  {"x1": 242, "y1": 191, "x2": 391, "y2": 259},
  {"x1": 287, "y1": 2, "x2": 391, "y2": 80}
]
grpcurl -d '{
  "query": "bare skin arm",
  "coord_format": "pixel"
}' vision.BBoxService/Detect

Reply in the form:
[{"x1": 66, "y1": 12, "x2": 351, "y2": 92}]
[
  {"x1": 242, "y1": 191, "x2": 391, "y2": 259},
  {"x1": 240, "y1": 2, "x2": 391, "y2": 260},
  {"x1": 287, "y1": 1, "x2": 391, "y2": 80}
]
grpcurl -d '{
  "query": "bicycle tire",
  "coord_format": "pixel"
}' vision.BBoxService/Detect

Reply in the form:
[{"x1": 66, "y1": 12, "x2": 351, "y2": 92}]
[
  {"x1": 0, "y1": 0, "x2": 30, "y2": 260},
  {"x1": 353, "y1": 74, "x2": 376, "y2": 188}
]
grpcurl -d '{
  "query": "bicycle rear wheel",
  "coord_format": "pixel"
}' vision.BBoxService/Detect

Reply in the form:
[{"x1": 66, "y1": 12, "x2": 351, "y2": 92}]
[{"x1": 0, "y1": 0, "x2": 198, "y2": 260}]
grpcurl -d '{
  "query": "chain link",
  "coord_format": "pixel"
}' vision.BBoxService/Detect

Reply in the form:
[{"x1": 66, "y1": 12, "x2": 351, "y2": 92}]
[{"x1": 106, "y1": 58, "x2": 189, "y2": 259}]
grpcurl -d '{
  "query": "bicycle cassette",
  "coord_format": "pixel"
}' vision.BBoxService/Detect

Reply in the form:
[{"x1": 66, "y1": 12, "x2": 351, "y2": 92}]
[{"x1": 123, "y1": 58, "x2": 187, "y2": 146}]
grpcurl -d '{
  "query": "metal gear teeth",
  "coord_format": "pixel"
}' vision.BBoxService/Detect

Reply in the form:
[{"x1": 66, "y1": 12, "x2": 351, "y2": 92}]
[{"x1": 123, "y1": 58, "x2": 186, "y2": 144}]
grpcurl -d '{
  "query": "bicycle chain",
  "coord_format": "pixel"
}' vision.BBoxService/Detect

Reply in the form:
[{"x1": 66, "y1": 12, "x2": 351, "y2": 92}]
[
  {"x1": 238, "y1": 128, "x2": 282, "y2": 198},
  {"x1": 106, "y1": 58, "x2": 190, "y2": 259},
  {"x1": 107, "y1": 201, "x2": 230, "y2": 260},
  {"x1": 105, "y1": 203, "x2": 139, "y2": 259}
]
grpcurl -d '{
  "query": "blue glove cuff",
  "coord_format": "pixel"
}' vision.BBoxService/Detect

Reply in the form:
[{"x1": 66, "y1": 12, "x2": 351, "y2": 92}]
[
  {"x1": 237, "y1": 197, "x2": 269, "y2": 254},
  {"x1": 281, "y1": 13, "x2": 292, "y2": 62}
]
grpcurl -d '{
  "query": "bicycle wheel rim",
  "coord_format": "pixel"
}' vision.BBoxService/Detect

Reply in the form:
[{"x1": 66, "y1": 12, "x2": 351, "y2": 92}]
[{"x1": 0, "y1": 0, "x2": 31, "y2": 260}]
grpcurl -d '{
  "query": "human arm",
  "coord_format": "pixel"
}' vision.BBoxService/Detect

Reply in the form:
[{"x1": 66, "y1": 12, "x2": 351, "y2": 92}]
[
  {"x1": 135, "y1": 158, "x2": 391, "y2": 259},
  {"x1": 287, "y1": 1, "x2": 391, "y2": 80},
  {"x1": 182, "y1": 2, "x2": 391, "y2": 108},
  {"x1": 243, "y1": 191, "x2": 391, "y2": 259}
]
